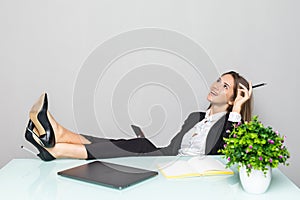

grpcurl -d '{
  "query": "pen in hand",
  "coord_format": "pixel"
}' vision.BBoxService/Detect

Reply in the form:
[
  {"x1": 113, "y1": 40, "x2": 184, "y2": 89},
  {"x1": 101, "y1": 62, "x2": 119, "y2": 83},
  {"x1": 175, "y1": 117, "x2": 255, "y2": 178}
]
[{"x1": 252, "y1": 83, "x2": 267, "y2": 89}]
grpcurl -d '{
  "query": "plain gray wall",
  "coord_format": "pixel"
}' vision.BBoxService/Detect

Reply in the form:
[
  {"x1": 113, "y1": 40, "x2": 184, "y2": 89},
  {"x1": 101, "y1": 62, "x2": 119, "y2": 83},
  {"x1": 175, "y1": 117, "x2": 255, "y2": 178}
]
[{"x1": 1, "y1": 0, "x2": 299, "y2": 187}]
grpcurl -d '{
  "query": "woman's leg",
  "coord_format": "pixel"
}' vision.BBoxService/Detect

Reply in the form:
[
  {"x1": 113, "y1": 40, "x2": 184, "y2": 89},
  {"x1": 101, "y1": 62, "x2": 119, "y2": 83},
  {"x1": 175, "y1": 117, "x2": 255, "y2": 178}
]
[
  {"x1": 28, "y1": 93, "x2": 91, "y2": 145},
  {"x1": 40, "y1": 113, "x2": 91, "y2": 159},
  {"x1": 45, "y1": 137, "x2": 162, "y2": 160},
  {"x1": 30, "y1": 111, "x2": 92, "y2": 145},
  {"x1": 47, "y1": 143, "x2": 88, "y2": 159},
  {"x1": 28, "y1": 125, "x2": 89, "y2": 160},
  {"x1": 27, "y1": 95, "x2": 161, "y2": 160},
  {"x1": 30, "y1": 112, "x2": 158, "y2": 160},
  {"x1": 83, "y1": 138, "x2": 162, "y2": 159},
  {"x1": 28, "y1": 110, "x2": 91, "y2": 159},
  {"x1": 47, "y1": 112, "x2": 91, "y2": 145}
]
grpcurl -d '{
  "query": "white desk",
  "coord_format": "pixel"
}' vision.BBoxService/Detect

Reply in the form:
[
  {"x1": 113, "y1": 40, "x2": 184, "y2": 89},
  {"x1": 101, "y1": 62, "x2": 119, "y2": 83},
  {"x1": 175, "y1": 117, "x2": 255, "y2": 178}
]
[{"x1": 0, "y1": 156, "x2": 299, "y2": 200}]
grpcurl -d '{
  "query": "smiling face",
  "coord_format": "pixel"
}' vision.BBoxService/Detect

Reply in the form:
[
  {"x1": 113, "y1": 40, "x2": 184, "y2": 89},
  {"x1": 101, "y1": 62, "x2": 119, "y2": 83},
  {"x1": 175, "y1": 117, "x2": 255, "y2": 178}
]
[{"x1": 207, "y1": 74, "x2": 235, "y2": 107}]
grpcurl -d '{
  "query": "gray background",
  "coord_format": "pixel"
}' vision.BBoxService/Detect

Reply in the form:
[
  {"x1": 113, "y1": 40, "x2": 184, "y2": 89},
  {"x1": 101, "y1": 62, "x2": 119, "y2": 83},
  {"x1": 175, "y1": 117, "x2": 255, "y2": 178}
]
[{"x1": 1, "y1": 0, "x2": 299, "y2": 187}]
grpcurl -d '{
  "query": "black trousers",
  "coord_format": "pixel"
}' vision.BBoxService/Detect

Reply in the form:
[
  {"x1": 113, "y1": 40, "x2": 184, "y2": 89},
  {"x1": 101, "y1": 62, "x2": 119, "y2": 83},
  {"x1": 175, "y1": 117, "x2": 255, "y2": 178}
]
[{"x1": 81, "y1": 134, "x2": 163, "y2": 159}]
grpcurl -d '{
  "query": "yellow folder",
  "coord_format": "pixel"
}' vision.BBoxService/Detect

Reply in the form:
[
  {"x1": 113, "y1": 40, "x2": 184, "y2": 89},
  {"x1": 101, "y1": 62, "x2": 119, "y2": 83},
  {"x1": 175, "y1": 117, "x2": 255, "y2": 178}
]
[{"x1": 157, "y1": 157, "x2": 233, "y2": 179}]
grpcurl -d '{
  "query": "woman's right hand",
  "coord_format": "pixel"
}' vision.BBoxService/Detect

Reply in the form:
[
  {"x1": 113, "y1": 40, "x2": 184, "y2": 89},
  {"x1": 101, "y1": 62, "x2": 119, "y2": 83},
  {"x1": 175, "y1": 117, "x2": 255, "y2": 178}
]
[{"x1": 232, "y1": 82, "x2": 252, "y2": 114}]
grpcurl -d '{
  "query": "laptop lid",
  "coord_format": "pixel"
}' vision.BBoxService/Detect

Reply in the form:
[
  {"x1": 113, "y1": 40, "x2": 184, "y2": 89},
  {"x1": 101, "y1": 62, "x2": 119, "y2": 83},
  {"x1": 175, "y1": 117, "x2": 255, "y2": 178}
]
[{"x1": 57, "y1": 161, "x2": 158, "y2": 190}]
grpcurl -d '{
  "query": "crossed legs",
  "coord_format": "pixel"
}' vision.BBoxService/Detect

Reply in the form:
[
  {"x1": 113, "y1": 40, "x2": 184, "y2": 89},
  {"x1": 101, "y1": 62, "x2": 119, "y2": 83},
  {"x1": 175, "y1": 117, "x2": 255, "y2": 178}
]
[
  {"x1": 26, "y1": 93, "x2": 161, "y2": 161},
  {"x1": 43, "y1": 113, "x2": 91, "y2": 159}
]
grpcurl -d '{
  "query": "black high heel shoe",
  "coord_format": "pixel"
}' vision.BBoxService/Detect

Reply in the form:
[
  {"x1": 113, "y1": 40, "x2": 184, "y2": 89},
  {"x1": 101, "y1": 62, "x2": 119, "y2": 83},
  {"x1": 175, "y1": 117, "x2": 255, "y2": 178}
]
[
  {"x1": 29, "y1": 93, "x2": 55, "y2": 148},
  {"x1": 25, "y1": 120, "x2": 56, "y2": 161}
]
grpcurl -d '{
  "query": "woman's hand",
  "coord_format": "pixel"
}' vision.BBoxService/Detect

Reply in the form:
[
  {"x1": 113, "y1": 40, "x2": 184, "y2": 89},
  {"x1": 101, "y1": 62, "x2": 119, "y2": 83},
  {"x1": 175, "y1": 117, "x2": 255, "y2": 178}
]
[{"x1": 232, "y1": 82, "x2": 252, "y2": 114}]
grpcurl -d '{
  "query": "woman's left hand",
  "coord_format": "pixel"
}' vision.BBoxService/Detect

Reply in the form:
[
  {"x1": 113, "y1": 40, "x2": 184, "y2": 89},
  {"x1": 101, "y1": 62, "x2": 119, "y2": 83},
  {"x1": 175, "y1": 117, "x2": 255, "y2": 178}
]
[{"x1": 232, "y1": 82, "x2": 252, "y2": 113}]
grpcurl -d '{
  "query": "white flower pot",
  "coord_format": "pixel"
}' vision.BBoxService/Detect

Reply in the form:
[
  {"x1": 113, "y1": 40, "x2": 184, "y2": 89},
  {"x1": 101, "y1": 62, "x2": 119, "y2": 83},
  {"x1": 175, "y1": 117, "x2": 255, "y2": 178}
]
[{"x1": 239, "y1": 165, "x2": 272, "y2": 194}]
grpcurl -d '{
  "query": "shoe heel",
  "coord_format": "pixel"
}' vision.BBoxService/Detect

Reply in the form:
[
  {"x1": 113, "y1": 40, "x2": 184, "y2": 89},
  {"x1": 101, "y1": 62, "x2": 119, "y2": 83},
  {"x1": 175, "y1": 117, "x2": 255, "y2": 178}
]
[
  {"x1": 28, "y1": 127, "x2": 46, "y2": 147},
  {"x1": 21, "y1": 145, "x2": 37, "y2": 156},
  {"x1": 29, "y1": 93, "x2": 55, "y2": 148},
  {"x1": 25, "y1": 121, "x2": 55, "y2": 161}
]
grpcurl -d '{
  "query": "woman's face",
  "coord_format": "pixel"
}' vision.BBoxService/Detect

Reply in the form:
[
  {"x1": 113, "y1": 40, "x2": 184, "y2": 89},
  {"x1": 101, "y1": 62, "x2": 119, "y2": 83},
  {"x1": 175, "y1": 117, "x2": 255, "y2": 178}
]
[{"x1": 207, "y1": 74, "x2": 235, "y2": 106}]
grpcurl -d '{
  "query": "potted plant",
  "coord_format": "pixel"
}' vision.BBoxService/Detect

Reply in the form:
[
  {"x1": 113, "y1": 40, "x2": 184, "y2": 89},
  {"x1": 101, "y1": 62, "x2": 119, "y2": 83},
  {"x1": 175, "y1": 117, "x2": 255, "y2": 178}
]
[{"x1": 219, "y1": 116, "x2": 290, "y2": 194}]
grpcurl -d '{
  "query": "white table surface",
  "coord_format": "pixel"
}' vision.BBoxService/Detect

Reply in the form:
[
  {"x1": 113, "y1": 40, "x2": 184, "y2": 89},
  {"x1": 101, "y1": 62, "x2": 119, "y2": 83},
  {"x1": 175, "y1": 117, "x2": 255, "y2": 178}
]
[{"x1": 0, "y1": 156, "x2": 299, "y2": 200}]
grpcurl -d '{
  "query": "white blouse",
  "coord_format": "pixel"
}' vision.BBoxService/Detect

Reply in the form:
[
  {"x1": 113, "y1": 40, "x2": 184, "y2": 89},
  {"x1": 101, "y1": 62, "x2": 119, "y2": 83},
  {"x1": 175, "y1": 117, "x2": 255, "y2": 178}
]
[{"x1": 178, "y1": 110, "x2": 241, "y2": 156}]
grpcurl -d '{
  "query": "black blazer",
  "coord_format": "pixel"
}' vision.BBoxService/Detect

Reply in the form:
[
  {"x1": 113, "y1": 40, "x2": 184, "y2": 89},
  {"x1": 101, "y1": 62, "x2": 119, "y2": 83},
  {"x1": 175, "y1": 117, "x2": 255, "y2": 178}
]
[{"x1": 159, "y1": 111, "x2": 234, "y2": 155}]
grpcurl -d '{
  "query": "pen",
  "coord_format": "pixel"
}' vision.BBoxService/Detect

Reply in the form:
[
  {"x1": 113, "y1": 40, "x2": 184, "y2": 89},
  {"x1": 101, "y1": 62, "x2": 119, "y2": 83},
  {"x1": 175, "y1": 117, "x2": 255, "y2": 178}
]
[{"x1": 252, "y1": 83, "x2": 267, "y2": 89}]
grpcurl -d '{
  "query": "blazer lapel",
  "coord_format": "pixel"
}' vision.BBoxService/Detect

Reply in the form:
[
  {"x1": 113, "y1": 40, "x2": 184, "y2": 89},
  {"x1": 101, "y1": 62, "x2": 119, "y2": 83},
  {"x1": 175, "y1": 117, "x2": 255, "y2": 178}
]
[{"x1": 205, "y1": 114, "x2": 226, "y2": 154}]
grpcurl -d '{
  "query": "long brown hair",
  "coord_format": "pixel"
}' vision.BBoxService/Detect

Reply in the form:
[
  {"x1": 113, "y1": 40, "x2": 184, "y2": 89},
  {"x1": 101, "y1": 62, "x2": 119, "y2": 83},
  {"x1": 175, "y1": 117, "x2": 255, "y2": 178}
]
[{"x1": 222, "y1": 71, "x2": 253, "y2": 121}]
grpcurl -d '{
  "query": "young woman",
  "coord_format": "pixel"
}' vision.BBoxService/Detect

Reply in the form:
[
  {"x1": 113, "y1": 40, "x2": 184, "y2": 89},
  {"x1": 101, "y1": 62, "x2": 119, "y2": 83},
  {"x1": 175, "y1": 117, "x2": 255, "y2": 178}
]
[{"x1": 24, "y1": 71, "x2": 252, "y2": 161}]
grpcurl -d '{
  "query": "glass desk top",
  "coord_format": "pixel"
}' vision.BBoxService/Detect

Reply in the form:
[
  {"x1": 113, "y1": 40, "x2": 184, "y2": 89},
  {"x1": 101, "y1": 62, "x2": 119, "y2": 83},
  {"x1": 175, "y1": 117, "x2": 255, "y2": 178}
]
[{"x1": 0, "y1": 156, "x2": 299, "y2": 200}]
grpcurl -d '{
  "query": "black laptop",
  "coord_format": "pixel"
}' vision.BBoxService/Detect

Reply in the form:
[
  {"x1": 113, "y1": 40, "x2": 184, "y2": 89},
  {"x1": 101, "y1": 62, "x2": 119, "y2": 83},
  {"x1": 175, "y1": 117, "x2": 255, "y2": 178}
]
[{"x1": 57, "y1": 161, "x2": 158, "y2": 190}]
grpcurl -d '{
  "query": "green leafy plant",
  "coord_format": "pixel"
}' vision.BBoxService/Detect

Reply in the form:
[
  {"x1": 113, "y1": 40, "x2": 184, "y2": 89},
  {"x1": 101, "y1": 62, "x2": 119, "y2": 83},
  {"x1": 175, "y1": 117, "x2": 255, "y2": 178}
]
[{"x1": 219, "y1": 116, "x2": 290, "y2": 175}]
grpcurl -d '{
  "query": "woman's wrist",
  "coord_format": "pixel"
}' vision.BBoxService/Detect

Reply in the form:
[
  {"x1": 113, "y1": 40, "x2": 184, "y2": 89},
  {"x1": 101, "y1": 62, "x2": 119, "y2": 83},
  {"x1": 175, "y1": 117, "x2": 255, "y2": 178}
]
[{"x1": 232, "y1": 105, "x2": 242, "y2": 114}]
